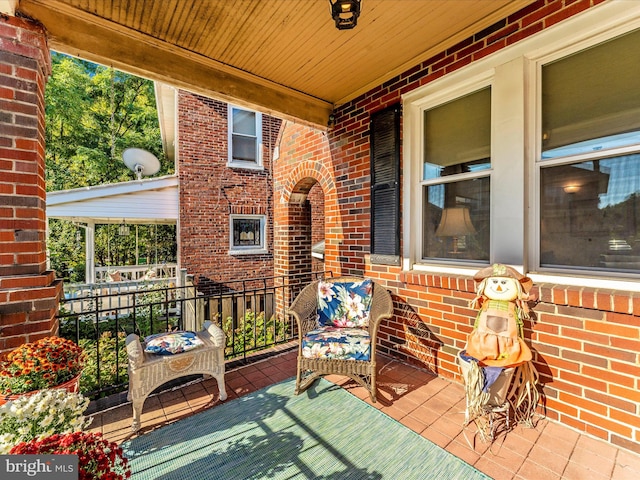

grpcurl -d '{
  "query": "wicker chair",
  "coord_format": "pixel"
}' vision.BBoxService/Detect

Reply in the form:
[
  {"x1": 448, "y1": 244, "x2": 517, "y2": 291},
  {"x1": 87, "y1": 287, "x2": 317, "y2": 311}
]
[{"x1": 288, "y1": 276, "x2": 394, "y2": 402}]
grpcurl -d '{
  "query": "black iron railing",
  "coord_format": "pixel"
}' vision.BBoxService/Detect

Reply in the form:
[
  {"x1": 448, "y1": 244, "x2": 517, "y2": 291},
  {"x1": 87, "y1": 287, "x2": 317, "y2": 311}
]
[{"x1": 57, "y1": 271, "x2": 326, "y2": 399}]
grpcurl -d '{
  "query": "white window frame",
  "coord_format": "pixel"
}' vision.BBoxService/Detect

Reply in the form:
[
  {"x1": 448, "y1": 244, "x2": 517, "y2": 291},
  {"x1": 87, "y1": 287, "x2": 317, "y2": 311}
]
[
  {"x1": 417, "y1": 78, "x2": 494, "y2": 267},
  {"x1": 531, "y1": 28, "x2": 640, "y2": 283},
  {"x1": 227, "y1": 105, "x2": 263, "y2": 170},
  {"x1": 229, "y1": 214, "x2": 267, "y2": 255},
  {"x1": 402, "y1": 1, "x2": 640, "y2": 291}
]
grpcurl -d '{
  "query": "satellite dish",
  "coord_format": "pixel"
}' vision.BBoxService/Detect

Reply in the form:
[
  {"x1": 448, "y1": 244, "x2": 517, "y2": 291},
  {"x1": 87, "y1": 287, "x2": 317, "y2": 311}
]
[{"x1": 123, "y1": 148, "x2": 160, "y2": 180}]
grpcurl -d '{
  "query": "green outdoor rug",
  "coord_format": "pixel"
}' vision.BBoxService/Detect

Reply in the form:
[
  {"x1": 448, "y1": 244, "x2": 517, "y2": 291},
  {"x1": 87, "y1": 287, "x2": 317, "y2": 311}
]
[{"x1": 122, "y1": 378, "x2": 490, "y2": 480}]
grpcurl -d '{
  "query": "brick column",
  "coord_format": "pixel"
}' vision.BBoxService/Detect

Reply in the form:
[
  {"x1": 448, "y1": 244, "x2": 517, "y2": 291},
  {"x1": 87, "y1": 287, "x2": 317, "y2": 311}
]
[{"x1": 0, "y1": 15, "x2": 62, "y2": 355}]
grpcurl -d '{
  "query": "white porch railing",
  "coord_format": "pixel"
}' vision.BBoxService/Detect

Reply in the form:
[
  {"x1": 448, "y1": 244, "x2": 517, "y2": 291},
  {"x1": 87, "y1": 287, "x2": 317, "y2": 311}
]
[
  {"x1": 62, "y1": 264, "x2": 179, "y2": 317},
  {"x1": 94, "y1": 263, "x2": 178, "y2": 283}
]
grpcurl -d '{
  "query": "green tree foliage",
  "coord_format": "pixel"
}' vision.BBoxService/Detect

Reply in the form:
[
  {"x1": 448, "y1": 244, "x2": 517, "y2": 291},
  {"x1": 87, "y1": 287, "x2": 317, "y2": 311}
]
[
  {"x1": 45, "y1": 52, "x2": 170, "y2": 189},
  {"x1": 47, "y1": 219, "x2": 86, "y2": 283},
  {"x1": 94, "y1": 224, "x2": 176, "y2": 272},
  {"x1": 45, "y1": 53, "x2": 176, "y2": 280}
]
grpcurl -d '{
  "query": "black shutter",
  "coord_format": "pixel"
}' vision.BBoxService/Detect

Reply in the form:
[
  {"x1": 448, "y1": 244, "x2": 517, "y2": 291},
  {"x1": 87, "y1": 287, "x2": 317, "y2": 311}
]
[{"x1": 370, "y1": 104, "x2": 400, "y2": 265}]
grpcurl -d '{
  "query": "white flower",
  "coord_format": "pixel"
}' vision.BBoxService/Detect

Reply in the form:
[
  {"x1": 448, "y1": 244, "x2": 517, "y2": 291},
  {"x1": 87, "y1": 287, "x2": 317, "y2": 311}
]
[
  {"x1": 0, "y1": 389, "x2": 90, "y2": 452},
  {"x1": 0, "y1": 433, "x2": 16, "y2": 451},
  {"x1": 345, "y1": 293, "x2": 365, "y2": 318},
  {"x1": 9, "y1": 404, "x2": 22, "y2": 416},
  {"x1": 69, "y1": 417, "x2": 84, "y2": 428},
  {"x1": 318, "y1": 282, "x2": 336, "y2": 301}
]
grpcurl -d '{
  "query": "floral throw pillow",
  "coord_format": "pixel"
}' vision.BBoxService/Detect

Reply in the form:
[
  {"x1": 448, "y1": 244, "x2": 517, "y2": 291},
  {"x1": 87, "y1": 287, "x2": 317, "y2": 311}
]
[
  {"x1": 144, "y1": 331, "x2": 204, "y2": 355},
  {"x1": 301, "y1": 327, "x2": 371, "y2": 361},
  {"x1": 317, "y1": 279, "x2": 373, "y2": 328}
]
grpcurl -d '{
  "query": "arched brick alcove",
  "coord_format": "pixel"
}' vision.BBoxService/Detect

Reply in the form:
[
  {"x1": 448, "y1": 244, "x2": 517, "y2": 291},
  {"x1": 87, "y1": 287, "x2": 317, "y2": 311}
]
[
  {"x1": 272, "y1": 122, "x2": 338, "y2": 317},
  {"x1": 273, "y1": 123, "x2": 338, "y2": 280}
]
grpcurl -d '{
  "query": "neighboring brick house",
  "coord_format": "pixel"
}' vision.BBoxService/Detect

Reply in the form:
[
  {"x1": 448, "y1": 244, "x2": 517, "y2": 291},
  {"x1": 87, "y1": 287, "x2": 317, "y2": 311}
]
[
  {"x1": 273, "y1": 1, "x2": 640, "y2": 454},
  {"x1": 176, "y1": 91, "x2": 284, "y2": 291},
  {"x1": 174, "y1": 90, "x2": 326, "y2": 288}
]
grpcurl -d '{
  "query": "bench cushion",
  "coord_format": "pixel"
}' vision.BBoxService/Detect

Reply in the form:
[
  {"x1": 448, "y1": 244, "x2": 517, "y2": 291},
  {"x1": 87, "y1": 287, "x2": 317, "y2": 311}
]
[
  {"x1": 317, "y1": 279, "x2": 373, "y2": 328},
  {"x1": 144, "y1": 331, "x2": 204, "y2": 355},
  {"x1": 301, "y1": 326, "x2": 371, "y2": 361}
]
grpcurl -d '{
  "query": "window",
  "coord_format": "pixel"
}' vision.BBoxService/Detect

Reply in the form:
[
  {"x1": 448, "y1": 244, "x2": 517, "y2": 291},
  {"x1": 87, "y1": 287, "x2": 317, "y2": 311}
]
[
  {"x1": 539, "y1": 28, "x2": 640, "y2": 273},
  {"x1": 229, "y1": 215, "x2": 267, "y2": 254},
  {"x1": 421, "y1": 87, "x2": 491, "y2": 263},
  {"x1": 402, "y1": 4, "x2": 640, "y2": 285},
  {"x1": 228, "y1": 106, "x2": 262, "y2": 169}
]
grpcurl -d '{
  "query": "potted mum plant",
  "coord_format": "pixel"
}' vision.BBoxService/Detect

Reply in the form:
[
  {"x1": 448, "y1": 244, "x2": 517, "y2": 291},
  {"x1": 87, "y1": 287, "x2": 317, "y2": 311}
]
[
  {"x1": 0, "y1": 336, "x2": 86, "y2": 402},
  {"x1": 10, "y1": 431, "x2": 131, "y2": 480}
]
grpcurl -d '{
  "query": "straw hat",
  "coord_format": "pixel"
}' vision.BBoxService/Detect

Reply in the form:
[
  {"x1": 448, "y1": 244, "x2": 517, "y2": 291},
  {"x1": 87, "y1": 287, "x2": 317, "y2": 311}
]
[{"x1": 473, "y1": 263, "x2": 533, "y2": 294}]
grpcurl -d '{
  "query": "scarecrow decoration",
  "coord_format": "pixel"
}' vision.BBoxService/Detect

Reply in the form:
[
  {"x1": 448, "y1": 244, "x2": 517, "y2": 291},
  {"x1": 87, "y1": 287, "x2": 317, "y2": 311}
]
[{"x1": 460, "y1": 264, "x2": 540, "y2": 442}]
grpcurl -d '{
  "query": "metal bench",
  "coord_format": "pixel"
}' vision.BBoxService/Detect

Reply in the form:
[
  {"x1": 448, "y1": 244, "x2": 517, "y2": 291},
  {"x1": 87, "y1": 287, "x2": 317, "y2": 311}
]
[{"x1": 125, "y1": 321, "x2": 227, "y2": 432}]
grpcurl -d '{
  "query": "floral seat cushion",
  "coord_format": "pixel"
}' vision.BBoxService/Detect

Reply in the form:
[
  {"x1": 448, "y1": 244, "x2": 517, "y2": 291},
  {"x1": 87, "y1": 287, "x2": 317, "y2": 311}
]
[
  {"x1": 144, "y1": 331, "x2": 204, "y2": 355},
  {"x1": 317, "y1": 279, "x2": 373, "y2": 328},
  {"x1": 301, "y1": 327, "x2": 371, "y2": 361}
]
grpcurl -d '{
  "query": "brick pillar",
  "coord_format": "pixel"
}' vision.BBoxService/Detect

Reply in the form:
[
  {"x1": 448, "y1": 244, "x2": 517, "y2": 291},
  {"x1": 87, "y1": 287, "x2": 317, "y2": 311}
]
[{"x1": 0, "y1": 15, "x2": 62, "y2": 355}]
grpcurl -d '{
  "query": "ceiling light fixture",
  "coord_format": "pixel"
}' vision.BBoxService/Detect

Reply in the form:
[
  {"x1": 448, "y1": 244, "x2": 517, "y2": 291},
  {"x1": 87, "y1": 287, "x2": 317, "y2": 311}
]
[
  {"x1": 119, "y1": 221, "x2": 130, "y2": 236},
  {"x1": 330, "y1": 0, "x2": 361, "y2": 30}
]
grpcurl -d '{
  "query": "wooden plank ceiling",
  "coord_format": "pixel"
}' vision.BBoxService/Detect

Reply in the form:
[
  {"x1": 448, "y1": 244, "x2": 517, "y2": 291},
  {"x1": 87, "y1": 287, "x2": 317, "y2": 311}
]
[{"x1": 14, "y1": 0, "x2": 534, "y2": 128}]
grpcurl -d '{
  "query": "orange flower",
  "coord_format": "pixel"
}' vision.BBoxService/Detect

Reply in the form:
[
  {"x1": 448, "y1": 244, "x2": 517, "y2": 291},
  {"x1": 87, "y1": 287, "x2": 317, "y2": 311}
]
[{"x1": 0, "y1": 336, "x2": 85, "y2": 395}]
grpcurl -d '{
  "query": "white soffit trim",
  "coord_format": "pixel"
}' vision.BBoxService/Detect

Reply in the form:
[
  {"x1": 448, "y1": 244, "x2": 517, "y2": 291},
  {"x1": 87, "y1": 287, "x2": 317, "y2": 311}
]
[
  {"x1": 46, "y1": 175, "x2": 178, "y2": 206},
  {"x1": 0, "y1": 0, "x2": 17, "y2": 15}
]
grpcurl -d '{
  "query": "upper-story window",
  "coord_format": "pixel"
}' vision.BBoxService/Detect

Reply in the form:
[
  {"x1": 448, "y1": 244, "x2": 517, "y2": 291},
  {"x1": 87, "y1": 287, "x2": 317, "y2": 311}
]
[
  {"x1": 404, "y1": 5, "x2": 640, "y2": 285},
  {"x1": 228, "y1": 105, "x2": 262, "y2": 169},
  {"x1": 538, "y1": 28, "x2": 640, "y2": 274},
  {"x1": 422, "y1": 87, "x2": 491, "y2": 263}
]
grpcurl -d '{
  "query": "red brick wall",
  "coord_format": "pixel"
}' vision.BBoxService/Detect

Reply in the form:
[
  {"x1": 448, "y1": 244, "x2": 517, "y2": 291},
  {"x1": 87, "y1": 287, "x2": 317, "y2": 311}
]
[
  {"x1": 177, "y1": 92, "x2": 281, "y2": 290},
  {"x1": 390, "y1": 273, "x2": 640, "y2": 454},
  {"x1": 309, "y1": 183, "x2": 325, "y2": 272},
  {"x1": 0, "y1": 16, "x2": 50, "y2": 277},
  {"x1": 274, "y1": 122, "x2": 337, "y2": 279},
  {"x1": 274, "y1": 0, "x2": 639, "y2": 453},
  {"x1": 0, "y1": 16, "x2": 62, "y2": 355}
]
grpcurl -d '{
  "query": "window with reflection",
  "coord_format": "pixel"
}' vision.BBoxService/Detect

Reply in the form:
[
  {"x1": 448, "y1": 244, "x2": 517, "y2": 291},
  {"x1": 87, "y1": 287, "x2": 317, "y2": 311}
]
[
  {"x1": 540, "y1": 28, "x2": 640, "y2": 272},
  {"x1": 423, "y1": 178, "x2": 490, "y2": 261},
  {"x1": 422, "y1": 87, "x2": 491, "y2": 261},
  {"x1": 230, "y1": 215, "x2": 266, "y2": 254},
  {"x1": 228, "y1": 106, "x2": 262, "y2": 168}
]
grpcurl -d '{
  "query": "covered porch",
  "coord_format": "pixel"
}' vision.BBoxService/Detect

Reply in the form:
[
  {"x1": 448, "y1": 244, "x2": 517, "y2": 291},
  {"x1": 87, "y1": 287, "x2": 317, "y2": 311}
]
[
  {"x1": 2, "y1": 0, "x2": 640, "y2": 470},
  {"x1": 87, "y1": 349, "x2": 638, "y2": 480}
]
